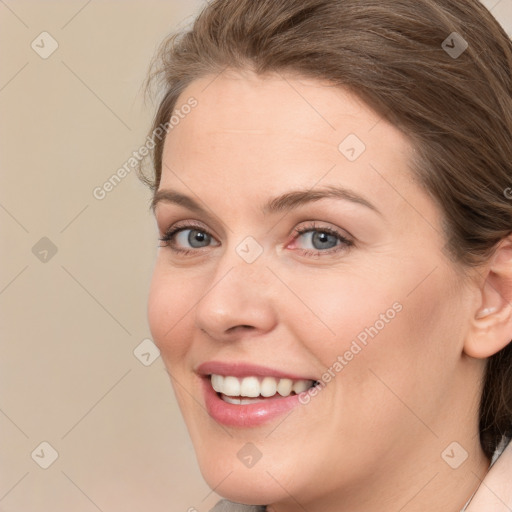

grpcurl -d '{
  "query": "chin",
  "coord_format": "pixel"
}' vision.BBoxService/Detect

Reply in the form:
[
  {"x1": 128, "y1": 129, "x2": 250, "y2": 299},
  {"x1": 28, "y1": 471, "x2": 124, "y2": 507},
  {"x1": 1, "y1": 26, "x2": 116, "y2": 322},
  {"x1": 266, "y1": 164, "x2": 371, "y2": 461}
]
[{"x1": 199, "y1": 462, "x2": 286, "y2": 506}]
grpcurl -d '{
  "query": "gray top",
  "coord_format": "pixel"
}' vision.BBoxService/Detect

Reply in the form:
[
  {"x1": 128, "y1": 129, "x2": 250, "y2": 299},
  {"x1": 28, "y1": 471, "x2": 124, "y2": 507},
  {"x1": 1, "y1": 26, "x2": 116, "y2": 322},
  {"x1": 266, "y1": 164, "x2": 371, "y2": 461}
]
[{"x1": 209, "y1": 499, "x2": 266, "y2": 512}]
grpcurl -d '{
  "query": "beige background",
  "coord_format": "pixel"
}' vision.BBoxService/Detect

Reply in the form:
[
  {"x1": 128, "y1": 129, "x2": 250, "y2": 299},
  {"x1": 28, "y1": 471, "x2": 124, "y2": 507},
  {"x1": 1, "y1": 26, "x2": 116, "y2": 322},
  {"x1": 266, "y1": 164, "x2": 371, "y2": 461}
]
[{"x1": 1, "y1": 1, "x2": 511, "y2": 511}]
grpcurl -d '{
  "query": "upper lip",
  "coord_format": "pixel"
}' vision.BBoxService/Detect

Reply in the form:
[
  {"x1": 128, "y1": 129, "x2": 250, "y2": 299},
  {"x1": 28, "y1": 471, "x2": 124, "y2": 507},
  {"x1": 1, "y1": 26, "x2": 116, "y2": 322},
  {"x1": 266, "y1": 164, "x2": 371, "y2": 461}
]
[{"x1": 197, "y1": 361, "x2": 317, "y2": 381}]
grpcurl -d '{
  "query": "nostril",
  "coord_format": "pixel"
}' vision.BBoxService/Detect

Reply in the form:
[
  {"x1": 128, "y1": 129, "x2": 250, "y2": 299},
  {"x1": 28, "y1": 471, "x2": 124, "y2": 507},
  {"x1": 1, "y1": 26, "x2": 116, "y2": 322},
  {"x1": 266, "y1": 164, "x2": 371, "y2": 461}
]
[{"x1": 227, "y1": 325, "x2": 254, "y2": 333}]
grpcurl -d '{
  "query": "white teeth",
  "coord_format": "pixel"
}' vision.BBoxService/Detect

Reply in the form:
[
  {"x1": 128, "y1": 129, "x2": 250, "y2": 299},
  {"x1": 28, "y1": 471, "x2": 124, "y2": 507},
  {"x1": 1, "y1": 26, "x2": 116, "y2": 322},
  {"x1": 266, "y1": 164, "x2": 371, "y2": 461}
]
[
  {"x1": 222, "y1": 395, "x2": 264, "y2": 405},
  {"x1": 211, "y1": 374, "x2": 223, "y2": 393},
  {"x1": 223, "y1": 376, "x2": 240, "y2": 396},
  {"x1": 292, "y1": 380, "x2": 310, "y2": 394},
  {"x1": 277, "y1": 378, "x2": 293, "y2": 396},
  {"x1": 260, "y1": 376, "x2": 277, "y2": 397},
  {"x1": 240, "y1": 376, "x2": 260, "y2": 397},
  {"x1": 210, "y1": 374, "x2": 314, "y2": 399}
]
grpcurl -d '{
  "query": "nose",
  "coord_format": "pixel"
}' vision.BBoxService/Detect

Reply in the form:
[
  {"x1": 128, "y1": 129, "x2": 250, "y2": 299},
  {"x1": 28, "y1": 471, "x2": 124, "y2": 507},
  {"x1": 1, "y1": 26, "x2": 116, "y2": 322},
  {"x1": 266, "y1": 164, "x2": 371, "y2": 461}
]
[{"x1": 194, "y1": 256, "x2": 278, "y2": 343}]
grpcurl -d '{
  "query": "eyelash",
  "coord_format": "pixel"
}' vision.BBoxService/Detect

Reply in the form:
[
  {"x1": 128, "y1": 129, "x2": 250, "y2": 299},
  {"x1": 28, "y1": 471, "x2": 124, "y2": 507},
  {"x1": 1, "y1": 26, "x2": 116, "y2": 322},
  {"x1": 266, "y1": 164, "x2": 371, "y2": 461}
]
[
  {"x1": 159, "y1": 221, "x2": 211, "y2": 256},
  {"x1": 158, "y1": 221, "x2": 354, "y2": 257},
  {"x1": 292, "y1": 223, "x2": 353, "y2": 256}
]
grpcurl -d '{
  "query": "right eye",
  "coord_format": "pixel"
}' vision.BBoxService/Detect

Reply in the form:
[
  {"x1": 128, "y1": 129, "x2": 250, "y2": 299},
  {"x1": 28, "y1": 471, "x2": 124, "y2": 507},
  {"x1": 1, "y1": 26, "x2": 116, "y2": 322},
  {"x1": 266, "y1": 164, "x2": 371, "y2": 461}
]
[{"x1": 159, "y1": 223, "x2": 220, "y2": 254}]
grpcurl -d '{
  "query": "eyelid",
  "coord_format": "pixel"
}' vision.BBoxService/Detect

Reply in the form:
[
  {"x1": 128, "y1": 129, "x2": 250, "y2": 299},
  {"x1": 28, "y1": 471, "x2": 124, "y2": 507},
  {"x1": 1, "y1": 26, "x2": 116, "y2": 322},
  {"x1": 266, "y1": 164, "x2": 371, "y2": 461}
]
[
  {"x1": 155, "y1": 208, "x2": 225, "y2": 239},
  {"x1": 158, "y1": 220, "x2": 219, "y2": 250},
  {"x1": 160, "y1": 219, "x2": 214, "y2": 239},
  {"x1": 291, "y1": 221, "x2": 353, "y2": 241},
  {"x1": 287, "y1": 221, "x2": 354, "y2": 254}
]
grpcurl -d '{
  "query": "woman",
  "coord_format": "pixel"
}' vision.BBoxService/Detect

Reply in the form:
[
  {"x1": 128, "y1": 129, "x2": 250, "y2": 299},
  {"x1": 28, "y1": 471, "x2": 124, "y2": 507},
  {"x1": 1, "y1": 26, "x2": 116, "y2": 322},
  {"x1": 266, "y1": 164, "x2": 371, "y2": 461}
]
[{"x1": 139, "y1": 0, "x2": 512, "y2": 510}]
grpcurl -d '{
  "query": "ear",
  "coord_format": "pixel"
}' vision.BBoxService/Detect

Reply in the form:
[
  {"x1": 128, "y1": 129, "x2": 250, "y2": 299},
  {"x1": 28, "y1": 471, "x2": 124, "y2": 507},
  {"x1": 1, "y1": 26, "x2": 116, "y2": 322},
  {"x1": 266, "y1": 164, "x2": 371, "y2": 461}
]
[{"x1": 464, "y1": 235, "x2": 512, "y2": 359}]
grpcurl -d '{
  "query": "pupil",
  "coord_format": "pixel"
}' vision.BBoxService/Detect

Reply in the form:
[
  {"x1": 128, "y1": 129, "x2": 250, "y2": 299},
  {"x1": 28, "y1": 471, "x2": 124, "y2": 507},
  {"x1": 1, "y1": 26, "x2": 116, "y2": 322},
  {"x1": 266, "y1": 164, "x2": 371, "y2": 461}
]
[
  {"x1": 189, "y1": 229, "x2": 209, "y2": 248},
  {"x1": 313, "y1": 231, "x2": 336, "y2": 249}
]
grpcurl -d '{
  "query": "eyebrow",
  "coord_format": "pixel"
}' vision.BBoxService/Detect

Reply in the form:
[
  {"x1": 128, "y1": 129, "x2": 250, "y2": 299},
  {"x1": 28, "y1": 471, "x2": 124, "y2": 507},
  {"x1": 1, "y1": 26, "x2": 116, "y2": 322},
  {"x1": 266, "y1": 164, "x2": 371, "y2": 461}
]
[{"x1": 151, "y1": 185, "x2": 381, "y2": 217}]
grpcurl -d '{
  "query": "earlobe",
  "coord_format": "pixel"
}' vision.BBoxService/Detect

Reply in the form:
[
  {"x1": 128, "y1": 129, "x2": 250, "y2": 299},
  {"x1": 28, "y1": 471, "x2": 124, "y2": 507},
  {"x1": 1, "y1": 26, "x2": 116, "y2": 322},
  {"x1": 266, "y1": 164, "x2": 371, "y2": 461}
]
[{"x1": 464, "y1": 237, "x2": 512, "y2": 359}]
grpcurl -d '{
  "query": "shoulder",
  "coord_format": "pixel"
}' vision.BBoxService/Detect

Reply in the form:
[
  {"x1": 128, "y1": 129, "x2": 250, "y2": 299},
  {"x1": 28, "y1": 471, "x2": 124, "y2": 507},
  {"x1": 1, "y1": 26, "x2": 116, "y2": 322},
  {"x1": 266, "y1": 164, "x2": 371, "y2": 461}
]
[{"x1": 466, "y1": 437, "x2": 512, "y2": 512}]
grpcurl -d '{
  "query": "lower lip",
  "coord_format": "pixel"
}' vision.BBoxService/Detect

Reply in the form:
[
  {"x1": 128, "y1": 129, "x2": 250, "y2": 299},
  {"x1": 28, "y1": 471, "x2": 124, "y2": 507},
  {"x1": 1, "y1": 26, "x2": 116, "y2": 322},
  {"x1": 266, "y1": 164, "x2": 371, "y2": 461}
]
[{"x1": 201, "y1": 376, "x2": 304, "y2": 427}]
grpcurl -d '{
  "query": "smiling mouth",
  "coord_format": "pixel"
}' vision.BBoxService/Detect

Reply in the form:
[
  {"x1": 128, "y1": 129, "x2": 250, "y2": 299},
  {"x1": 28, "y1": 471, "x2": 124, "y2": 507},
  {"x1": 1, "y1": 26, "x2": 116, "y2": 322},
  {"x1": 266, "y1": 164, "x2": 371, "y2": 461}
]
[{"x1": 210, "y1": 374, "x2": 319, "y2": 404}]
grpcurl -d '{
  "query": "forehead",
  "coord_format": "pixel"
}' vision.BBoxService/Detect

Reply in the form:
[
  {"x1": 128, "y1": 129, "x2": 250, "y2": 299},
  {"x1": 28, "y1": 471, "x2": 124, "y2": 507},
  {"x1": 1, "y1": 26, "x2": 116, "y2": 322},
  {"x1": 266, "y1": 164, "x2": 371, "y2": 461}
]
[
  {"x1": 165, "y1": 70, "x2": 384, "y2": 156},
  {"x1": 159, "y1": 70, "x2": 428, "y2": 222}
]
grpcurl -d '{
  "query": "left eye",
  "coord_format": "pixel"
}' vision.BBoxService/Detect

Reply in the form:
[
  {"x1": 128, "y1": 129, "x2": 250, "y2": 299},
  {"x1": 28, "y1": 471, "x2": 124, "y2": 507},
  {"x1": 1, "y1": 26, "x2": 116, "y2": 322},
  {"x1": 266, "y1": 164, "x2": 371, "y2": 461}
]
[
  {"x1": 295, "y1": 229, "x2": 343, "y2": 251},
  {"x1": 173, "y1": 228, "x2": 216, "y2": 248}
]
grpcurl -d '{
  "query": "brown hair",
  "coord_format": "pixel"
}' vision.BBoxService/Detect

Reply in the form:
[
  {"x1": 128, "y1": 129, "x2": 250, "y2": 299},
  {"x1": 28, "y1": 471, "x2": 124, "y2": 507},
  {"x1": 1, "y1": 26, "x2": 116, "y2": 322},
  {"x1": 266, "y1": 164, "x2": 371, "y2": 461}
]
[{"x1": 139, "y1": 0, "x2": 512, "y2": 459}]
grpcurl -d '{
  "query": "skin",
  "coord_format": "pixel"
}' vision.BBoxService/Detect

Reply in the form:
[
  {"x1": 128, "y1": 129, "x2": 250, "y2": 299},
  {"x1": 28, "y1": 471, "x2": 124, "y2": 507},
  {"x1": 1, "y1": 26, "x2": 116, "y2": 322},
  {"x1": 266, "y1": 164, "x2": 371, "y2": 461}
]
[{"x1": 147, "y1": 70, "x2": 508, "y2": 511}]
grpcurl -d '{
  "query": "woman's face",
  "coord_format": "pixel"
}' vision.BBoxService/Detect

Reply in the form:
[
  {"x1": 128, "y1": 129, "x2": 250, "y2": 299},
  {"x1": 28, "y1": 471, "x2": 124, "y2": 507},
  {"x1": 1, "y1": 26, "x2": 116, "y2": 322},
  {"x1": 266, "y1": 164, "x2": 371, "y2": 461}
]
[{"x1": 148, "y1": 71, "x2": 480, "y2": 507}]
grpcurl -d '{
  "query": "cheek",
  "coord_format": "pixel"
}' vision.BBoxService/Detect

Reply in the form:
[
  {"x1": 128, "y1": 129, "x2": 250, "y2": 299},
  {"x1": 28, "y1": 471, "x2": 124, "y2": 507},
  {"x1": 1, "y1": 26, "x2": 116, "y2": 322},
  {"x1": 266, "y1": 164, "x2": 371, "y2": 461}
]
[
  {"x1": 333, "y1": 264, "x2": 464, "y2": 434},
  {"x1": 147, "y1": 261, "x2": 197, "y2": 362},
  {"x1": 295, "y1": 260, "x2": 463, "y2": 418},
  {"x1": 283, "y1": 266, "x2": 406, "y2": 359}
]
